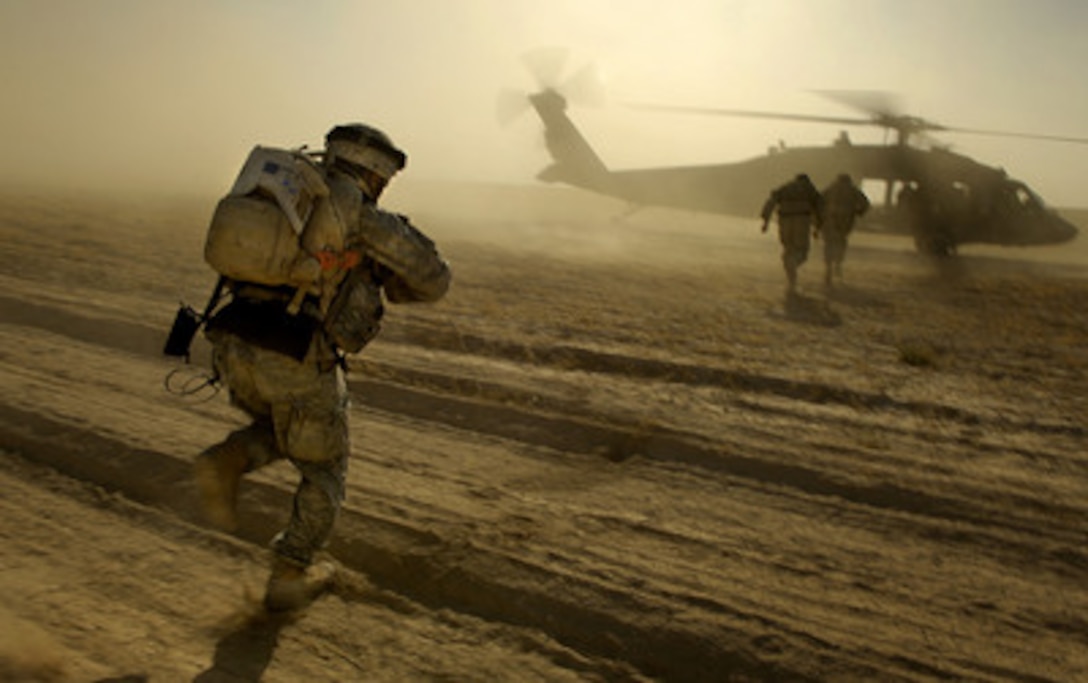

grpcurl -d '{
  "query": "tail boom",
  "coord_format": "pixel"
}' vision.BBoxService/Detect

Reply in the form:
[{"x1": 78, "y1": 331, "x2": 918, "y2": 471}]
[{"x1": 529, "y1": 89, "x2": 611, "y2": 191}]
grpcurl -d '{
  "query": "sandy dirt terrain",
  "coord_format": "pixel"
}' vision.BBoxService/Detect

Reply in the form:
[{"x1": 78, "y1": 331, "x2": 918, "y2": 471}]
[{"x1": 0, "y1": 182, "x2": 1086, "y2": 682}]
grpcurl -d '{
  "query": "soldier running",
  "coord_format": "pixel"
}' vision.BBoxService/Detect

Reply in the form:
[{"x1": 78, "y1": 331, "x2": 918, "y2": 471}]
[
  {"x1": 818, "y1": 173, "x2": 869, "y2": 286},
  {"x1": 194, "y1": 123, "x2": 451, "y2": 611},
  {"x1": 761, "y1": 173, "x2": 823, "y2": 294}
]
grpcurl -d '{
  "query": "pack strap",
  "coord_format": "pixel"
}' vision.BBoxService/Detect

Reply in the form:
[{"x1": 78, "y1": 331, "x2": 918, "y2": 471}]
[{"x1": 201, "y1": 276, "x2": 227, "y2": 322}]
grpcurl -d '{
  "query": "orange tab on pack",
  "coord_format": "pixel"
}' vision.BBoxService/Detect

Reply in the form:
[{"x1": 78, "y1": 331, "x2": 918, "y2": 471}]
[
  {"x1": 315, "y1": 248, "x2": 362, "y2": 272},
  {"x1": 315, "y1": 249, "x2": 339, "y2": 271}
]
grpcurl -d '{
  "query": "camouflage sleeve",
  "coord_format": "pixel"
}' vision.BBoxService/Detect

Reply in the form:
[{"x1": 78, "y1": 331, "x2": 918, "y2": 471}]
[
  {"x1": 352, "y1": 206, "x2": 451, "y2": 303},
  {"x1": 857, "y1": 189, "x2": 871, "y2": 216},
  {"x1": 760, "y1": 193, "x2": 777, "y2": 221}
]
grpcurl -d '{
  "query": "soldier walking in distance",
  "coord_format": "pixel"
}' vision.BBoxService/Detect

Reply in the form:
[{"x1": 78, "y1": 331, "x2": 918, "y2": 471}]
[
  {"x1": 819, "y1": 173, "x2": 869, "y2": 286},
  {"x1": 760, "y1": 173, "x2": 822, "y2": 294},
  {"x1": 193, "y1": 123, "x2": 451, "y2": 611}
]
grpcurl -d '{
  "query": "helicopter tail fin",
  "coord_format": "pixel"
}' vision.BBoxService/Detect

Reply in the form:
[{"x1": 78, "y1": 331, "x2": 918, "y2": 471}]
[{"x1": 529, "y1": 89, "x2": 612, "y2": 192}]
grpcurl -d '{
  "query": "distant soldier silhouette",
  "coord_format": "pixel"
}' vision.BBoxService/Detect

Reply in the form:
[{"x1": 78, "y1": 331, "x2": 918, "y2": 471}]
[
  {"x1": 761, "y1": 173, "x2": 823, "y2": 293},
  {"x1": 819, "y1": 173, "x2": 870, "y2": 286}
]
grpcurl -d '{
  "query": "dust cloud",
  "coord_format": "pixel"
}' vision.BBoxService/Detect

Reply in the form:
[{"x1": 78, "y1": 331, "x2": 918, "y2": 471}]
[
  {"x1": 2, "y1": 2, "x2": 1087, "y2": 206},
  {"x1": 0, "y1": 3, "x2": 545, "y2": 197}
]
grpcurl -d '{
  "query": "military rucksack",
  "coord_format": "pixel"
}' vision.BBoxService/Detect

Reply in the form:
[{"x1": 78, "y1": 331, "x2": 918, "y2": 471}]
[
  {"x1": 203, "y1": 146, "x2": 331, "y2": 304},
  {"x1": 165, "y1": 147, "x2": 331, "y2": 361}
]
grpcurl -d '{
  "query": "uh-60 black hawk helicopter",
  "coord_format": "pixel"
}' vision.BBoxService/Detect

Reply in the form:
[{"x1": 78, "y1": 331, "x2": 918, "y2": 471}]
[{"x1": 500, "y1": 55, "x2": 1084, "y2": 255}]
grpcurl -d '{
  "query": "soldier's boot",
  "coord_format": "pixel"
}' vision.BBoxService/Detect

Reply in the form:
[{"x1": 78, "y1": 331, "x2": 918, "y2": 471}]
[
  {"x1": 263, "y1": 558, "x2": 337, "y2": 612},
  {"x1": 193, "y1": 442, "x2": 250, "y2": 532}
]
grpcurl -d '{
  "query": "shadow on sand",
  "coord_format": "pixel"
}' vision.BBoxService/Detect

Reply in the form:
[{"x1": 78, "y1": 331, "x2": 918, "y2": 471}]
[
  {"x1": 824, "y1": 283, "x2": 891, "y2": 309},
  {"x1": 192, "y1": 608, "x2": 296, "y2": 683},
  {"x1": 779, "y1": 291, "x2": 843, "y2": 327}
]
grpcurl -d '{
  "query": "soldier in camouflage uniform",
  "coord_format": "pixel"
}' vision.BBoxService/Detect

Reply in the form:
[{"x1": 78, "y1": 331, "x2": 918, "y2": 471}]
[
  {"x1": 195, "y1": 123, "x2": 450, "y2": 611},
  {"x1": 818, "y1": 173, "x2": 869, "y2": 286},
  {"x1": 760, "y1": 173, "x2": 823, "y2": 293}
]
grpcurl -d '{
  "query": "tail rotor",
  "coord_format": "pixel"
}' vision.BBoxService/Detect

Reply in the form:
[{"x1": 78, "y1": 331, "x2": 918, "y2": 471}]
[{"x1": 496, "y1": 47, "x2": 606, "y2": 126}]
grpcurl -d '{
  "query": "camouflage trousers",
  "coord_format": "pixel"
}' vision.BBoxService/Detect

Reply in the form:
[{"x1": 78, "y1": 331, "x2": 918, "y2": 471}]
[
  {"x1": 777, "y1": 215, "x2": 813, "y2": 284},
  {"x1": 204, "y1": 331, "x2": 349, "y2": 567}
]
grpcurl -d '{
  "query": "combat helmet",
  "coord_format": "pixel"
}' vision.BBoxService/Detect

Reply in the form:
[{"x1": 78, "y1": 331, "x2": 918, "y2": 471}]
[{"x1": 325, "y1": 123, "x2": 407, "y2": 199}]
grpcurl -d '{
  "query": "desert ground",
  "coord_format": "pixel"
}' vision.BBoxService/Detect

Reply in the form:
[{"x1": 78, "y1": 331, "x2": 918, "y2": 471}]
[{"x1": 0, "y1": 181, "x2": 1085, "y2": 682}]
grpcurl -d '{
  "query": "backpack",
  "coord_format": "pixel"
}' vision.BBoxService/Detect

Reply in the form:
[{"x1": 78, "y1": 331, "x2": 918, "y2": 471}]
[
  {"x1": 203, "y1": 146, "x2": 329, "y2": 303},
  {"x1": 166, "y1": 146, "x2": 360, "y2": 362}
]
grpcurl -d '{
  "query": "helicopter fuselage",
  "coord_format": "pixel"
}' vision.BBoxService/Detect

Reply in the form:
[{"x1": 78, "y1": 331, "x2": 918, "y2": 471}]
[{"x1": 529, "y1": 89, "x2": 1078, "y2": 251}]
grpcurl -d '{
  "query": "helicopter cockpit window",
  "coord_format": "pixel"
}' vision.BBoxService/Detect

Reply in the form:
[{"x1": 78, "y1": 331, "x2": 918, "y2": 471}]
[
  {"x1": 1008, "y1": 182, "x2": 1044, "y2": 211},
  {"x1": 1018, "y1": 186, "x2": 1043, "y2": 210},
  {"x1": 995, "y1": 181, "x2": 1044, "y2": 215}
]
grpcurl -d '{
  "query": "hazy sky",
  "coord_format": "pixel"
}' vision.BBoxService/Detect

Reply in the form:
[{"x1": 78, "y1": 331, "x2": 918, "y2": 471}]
[{"x1": 1, "y1": 0, "x2": 1086, "y2": 206}]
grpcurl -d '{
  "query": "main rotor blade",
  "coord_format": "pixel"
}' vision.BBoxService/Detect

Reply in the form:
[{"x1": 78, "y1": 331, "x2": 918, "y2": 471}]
[
  {"x1": 626, "y1": 102, "x2": 875, "y2": 127},
  {"x1": 629, "y1": 98, "x2": 1088, "y2": 147},
  {"x1": 942, "y1": 126, "x2": 1088, "y2": 145},
  {"x1": 811, "y1": 89, "x2": 945, "y2": 139},
  {"x1": 815, "y1": 89, "x2": 1088, "y2": 144},
  {"x1": 810, "y1": 89, "x2": 903, "y2": 119}
]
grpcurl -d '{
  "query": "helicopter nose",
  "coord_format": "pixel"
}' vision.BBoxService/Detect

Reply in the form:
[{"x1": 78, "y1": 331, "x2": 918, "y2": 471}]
[{"x1": 1052, "y1": 215, "x2": 1079, "y2": 243}]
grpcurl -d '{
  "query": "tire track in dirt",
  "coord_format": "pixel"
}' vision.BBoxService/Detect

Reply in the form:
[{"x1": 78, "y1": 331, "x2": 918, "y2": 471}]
[
  {"x1": 381, "y1": 320, "x2": 1084, "y2": 437},
  {"x1": 6, "y1": 292, "x2": 1082, "y2": 440},
  {"x1": 0, "y1": 403, "x2": 845, "y2": 682},
  {"x1": 348, "y1": 375, "x2": 1088, "y2": 586},
  {"x1": 4, "y1": 293, "x2": 1085, "y2": 574},
  {"x1": 3, "y1": 294, "x2": 1087, "y2": 680},
  {"x1": 0, "y1": 451, "x2": 645, "y2": 683},
  {"x1": 6, "y1": 398, "x2": 1076, "y2": 683}
]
